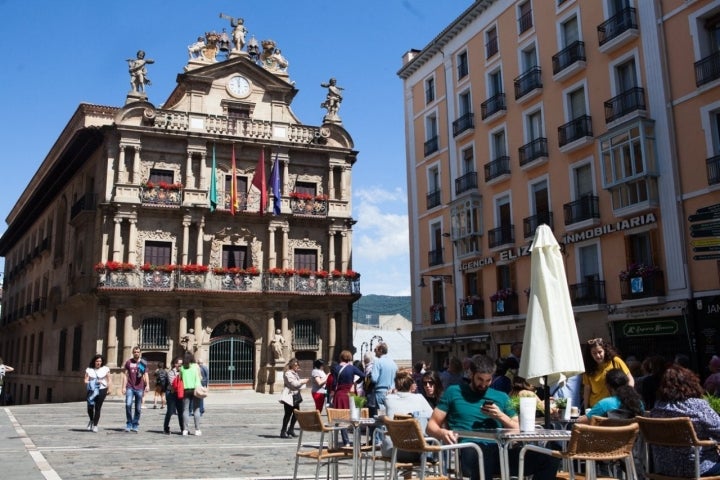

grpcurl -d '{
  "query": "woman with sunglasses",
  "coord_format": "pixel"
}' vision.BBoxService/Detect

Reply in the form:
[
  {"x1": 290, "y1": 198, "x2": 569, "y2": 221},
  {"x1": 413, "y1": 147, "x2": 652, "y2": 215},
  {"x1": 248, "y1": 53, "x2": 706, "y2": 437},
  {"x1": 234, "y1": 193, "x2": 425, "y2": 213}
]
[
  {"x1": 421, "y1": 370, "x2": 444, "y2": 408},
  {"x1": 582, "y1": 337, "x2": 634, "y2": 409}
]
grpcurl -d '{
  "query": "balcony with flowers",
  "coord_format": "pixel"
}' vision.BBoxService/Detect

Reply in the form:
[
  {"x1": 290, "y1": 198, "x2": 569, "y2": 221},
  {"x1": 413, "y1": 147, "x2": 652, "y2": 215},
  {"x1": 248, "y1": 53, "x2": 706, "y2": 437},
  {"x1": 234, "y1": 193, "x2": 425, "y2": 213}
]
[
  {"x1": 429, "y1": 303, "x2": 445, "y2": 324},
  {"x1": 328, "y1": 269, "x2": 361, "y2": 295},
  {"x1": 95, "y1": 261, "x2": 139, "y2": 288},
  {"x1": 619, "y1": 263, "x2": 665, "y2": 300},
  {"x1": 290, "y1": 192, "x2": 328, "y2": 217},
  {"x1": 177, "y1": 264, "x2": 209, "y2": 289},
  {"x1": 213, "y1": 266, "x2": 261, "y2": 291},
  {"x1": 490, "y1": 288, "x2": 518, "y2": 316},
  {"x1": 140, "y1": 263, "x2": 176, "y2": 289},
  {"x1": 460, "y1": 296, "x2": 484, "y2": 320},
  {"x1": 140, "y1": 180, "x2": 183, "y2": 207}
]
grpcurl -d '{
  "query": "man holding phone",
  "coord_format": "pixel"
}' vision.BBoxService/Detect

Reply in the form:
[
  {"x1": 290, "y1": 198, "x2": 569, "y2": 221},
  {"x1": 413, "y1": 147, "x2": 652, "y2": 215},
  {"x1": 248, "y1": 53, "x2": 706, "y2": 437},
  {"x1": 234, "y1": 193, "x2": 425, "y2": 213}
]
[{"x1": 427, "y1": 355, "x2": 559, "y2": 480}]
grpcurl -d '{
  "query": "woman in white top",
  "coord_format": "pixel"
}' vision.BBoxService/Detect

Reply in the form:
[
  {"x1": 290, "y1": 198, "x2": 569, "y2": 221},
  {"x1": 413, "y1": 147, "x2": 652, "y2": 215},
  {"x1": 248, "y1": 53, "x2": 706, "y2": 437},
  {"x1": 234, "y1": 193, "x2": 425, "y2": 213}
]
[
  {"x1": 84, "y1": 354, "x2": 112, "y2": 432},
  {"x1": 382, "y1": 370, "x2": 434, "y2": 461},
  {"x1": 310, "y1": 359, "x2": 328, "y2": 411}
]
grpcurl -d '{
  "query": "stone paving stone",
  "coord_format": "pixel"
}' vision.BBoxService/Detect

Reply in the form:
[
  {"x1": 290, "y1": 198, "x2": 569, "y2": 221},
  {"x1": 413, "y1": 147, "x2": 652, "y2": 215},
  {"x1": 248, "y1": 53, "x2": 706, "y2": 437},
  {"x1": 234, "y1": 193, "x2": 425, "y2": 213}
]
[{"x1": 0, "y1": 391, "x2": 361, "y2": 480}]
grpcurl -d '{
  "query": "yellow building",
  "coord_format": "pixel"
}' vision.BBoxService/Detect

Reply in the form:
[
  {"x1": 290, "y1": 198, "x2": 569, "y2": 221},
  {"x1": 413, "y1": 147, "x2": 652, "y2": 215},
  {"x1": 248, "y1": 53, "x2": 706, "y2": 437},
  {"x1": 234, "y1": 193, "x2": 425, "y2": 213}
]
[
  {"x1": 399, "y1": 0, "x2": 720, "y2": 369},
  {"x1": 0, "y1": 29, "x2": 360, "y2": 403}
]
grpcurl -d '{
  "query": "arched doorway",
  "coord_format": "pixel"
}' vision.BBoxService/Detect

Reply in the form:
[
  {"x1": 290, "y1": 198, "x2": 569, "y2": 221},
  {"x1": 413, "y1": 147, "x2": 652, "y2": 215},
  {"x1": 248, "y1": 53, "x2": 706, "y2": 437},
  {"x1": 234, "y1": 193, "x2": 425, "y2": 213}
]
[{"x1": 208, "y1": 320, "x2": 255, "y2": 387}]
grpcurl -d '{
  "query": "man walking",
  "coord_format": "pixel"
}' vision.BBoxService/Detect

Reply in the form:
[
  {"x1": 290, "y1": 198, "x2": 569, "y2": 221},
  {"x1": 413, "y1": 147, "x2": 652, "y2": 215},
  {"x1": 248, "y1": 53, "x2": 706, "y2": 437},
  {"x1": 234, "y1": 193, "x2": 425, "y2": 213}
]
[
  {"x1": 370, "y1": 343, "x2": 398, "y2": 414},
  {"x1": 122, "y1": 346, "x2": 149, "y2": 432}
]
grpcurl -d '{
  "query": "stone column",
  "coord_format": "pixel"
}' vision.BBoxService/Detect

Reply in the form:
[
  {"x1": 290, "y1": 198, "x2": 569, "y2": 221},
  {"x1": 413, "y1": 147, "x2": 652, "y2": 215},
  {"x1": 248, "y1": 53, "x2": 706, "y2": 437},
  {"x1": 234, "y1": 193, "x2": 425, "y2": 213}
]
[
  {"x1": 328, "y1": 166, "x2": 335, "y2": 200},
  {"x1": 281, "y1": 227, "x2": 289, "y2": 269},
  {"x1": 281, "y1": 313, "x2": 289, "y2": 357},
  {"x1": 340, "y1": 167, "x2": 349, "y2": 201},
  {"x1": 282, "y1": 159, "x2": 289, "y2": 196},
  {"x1": 268, "y1": 226, "x2": 277, "y2": 268},
  {"x1": 340, "y1": 232, "x2": 348, "y2": 271},
  {"x1": 178, "y1": 309, "x2": 188, "y2": 339},
  {"x1": 118, "y1": 145, "x2": 127, "y2": 183},
  {"x1": 112, "y1": 217, "x2": 123, "y2": 262},
  {"x1": 181, "y1": 216, "x2": 191, "y2": 265},
  {"x1": 127, "y1": 218, "x2": 137, "y2": 265},
  {"x1": 122, "y1": 309, "x2": 134, "y2": 361},
  {"x1": 328, "y1": 231, "x2": 336, "y2": 271},
  {"x1": 267, "y1": 312, "x2": 275, "y2": 366},
  {"x1": 106, "y1": 145, "x2": 117, "y2": 201},
  {"x1": 132, "y1": 147, "x2": 141, "y2": 184},
  {"x1": 199, "y1": 152, "x2": 206, "y2": 190},
  {"x1": 194, "y1": 309, "x2": 203, "y2": 345},
  {"x1": 101, "y1": 214, "x2": 110, "y2": 263},
  {"x1": 328, "y1": 312, "x2": 337, "y2": 368},
  {"x1": 185, "y1": 151, "x2": 195, "y2": 188},
  {"x1": 107, "y1": 310, "x2": 118, "y2": 367},
  {"x1": 196, "y1": 217, "x2": 205, "y2": 264}
]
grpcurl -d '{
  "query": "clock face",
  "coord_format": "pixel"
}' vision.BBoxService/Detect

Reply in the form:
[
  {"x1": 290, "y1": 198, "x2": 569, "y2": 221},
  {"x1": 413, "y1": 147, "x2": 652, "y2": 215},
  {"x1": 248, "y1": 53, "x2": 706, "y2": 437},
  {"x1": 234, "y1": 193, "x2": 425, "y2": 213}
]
[{"x1": 227, "y1": 75, "x2": 251, "y2": 98}]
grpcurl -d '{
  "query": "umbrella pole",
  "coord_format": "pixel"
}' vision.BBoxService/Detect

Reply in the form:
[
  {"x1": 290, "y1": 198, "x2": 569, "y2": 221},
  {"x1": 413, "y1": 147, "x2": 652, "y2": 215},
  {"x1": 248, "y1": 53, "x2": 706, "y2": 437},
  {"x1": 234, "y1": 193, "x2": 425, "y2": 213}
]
[{"x1": 544, "y1": 375, "x2": 551, "y2": 429}]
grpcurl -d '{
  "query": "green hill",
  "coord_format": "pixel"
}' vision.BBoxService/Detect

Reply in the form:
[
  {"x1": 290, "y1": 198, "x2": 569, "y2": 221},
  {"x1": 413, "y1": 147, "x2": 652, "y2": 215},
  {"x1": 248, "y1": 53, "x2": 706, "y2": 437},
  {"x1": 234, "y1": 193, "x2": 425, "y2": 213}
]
[{"x1": 353, "y1": 294, "x2": 411, "y2": 326}]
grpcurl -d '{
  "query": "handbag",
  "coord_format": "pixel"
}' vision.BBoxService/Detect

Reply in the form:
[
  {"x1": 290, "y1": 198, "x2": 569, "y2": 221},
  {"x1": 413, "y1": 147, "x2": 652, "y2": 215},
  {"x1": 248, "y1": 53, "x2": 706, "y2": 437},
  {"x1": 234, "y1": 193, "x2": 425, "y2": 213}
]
[
  {"x1": 293, "y1": 391, "x2": 303, "y2": 405},
  {"x1": 194, "y1": 385, "x2": 209, "y2": 398},
  {"x1": 172, "y1": 373, "x2": 184, "y2": 399}
]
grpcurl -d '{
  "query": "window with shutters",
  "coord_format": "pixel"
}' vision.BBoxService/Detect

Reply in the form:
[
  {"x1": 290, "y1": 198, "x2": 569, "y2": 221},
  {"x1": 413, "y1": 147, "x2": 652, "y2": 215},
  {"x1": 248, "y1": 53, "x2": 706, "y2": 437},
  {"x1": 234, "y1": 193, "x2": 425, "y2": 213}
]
[
  {"x1": 293, "y1": 249, "x2": 318, "y2": 271},
  {"x1": 222, "y1": 245, "x2": 248, "y2": 269},
  {"x1": 144, "y1": 241, "x2": 172, "y2": 266}
]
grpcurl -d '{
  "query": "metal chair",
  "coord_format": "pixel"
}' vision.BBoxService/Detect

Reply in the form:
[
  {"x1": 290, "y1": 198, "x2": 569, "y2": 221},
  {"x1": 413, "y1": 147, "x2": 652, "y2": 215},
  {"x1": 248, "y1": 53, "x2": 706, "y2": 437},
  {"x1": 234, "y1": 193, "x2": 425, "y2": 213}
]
[
  {"x1": 383, "y1": 417, "x2": 485, "y2": 480},
  {"x1": 636, "y1": 416, "x2": 720, "y2": 480},
  {"x1": 293, "y1": 409, "x2": 352, "y2": 480},
  {"x1": 518, "y1": 423, "x2": 639, "y2": 480}
]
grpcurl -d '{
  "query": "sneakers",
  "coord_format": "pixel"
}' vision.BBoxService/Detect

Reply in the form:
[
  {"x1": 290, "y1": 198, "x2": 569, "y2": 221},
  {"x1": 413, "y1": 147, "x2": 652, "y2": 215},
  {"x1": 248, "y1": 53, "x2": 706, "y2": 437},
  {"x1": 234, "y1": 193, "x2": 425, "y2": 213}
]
[
  {"x1": 87, "y1": 421, "x2": 93, "y2": 431},
  {"x1": 130, "y1": 427, "x2": 138, "y2": 433},
  {"x1": 125, "y1": 427, "x2": 131, "y2": 432},
  {"x1": 195, "y1": 430, "x2": 202, "y2": 436},
  {"x1": 92, "y1": 426, "x2": 98, "y2": 433},
  {"x1": 182, "y1": 430, "x2": 188, "y2": 436}
]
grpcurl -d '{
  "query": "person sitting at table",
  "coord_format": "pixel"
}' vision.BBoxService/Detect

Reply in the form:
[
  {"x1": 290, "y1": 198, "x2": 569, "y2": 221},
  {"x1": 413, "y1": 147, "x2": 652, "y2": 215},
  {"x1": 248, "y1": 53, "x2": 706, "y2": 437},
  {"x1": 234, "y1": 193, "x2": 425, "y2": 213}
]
[
  {"x1": 649, "y1": 365, "x2": 720, "y2": 477},
  {"x1": 381, "y1": 370, "x2": 434, "y2": 461},
  {"x1": 576, "y1": 368, "x2": 644, "y2": 423},
  {"x1": 427, "y1": 355, "x2": 561, "y2": 480}
]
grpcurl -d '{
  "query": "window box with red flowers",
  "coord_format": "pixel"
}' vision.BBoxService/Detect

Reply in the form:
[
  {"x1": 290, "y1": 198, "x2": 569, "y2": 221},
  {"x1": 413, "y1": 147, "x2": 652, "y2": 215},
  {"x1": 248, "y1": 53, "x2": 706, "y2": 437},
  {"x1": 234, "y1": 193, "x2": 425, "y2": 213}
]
[
  {"x1": 141, "y1": 263, "x2": 175, "y2": 289},
  {"x1": 177, "y1": 264, "x2": 209, "y2": 289},
  {"x1": 429, "y1": 303, "x2": 445, "y2": 324},
  {"x1": 290, "y1": 192, "x2": 328, "y2": 216},
  {"x1": 490, "y1": 288, "x2": 518, "y2": 316},
  {"x1": 179, "y1": 264, "x2": 210, "y2": 274},
  {"x1": 95, "y1": 261, "x2": 136, "y2": 272},
  {"x1": 213, "y1": 266, "x2": 261, "y2": 291},
  {"x1": 96, "y1": 261, "x2": 136, "y2": 288},
  {"x1": 140, "y1": 180, "x2": 182, "y2": 206},
  {"x1": 141, "y1": 263, "x2": 177, "y2": 273},
  {"x1": 619, "y1": 263, "x2": 664, "y2": 299}
]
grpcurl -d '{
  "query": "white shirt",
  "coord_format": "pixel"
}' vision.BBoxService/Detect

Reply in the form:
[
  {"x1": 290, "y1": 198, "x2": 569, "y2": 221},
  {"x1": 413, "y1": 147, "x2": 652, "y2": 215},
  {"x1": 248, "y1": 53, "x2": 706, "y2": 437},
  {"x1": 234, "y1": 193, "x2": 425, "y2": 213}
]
[{"x1": 86, "y1": 366, "x2": 110, "y2": 389}]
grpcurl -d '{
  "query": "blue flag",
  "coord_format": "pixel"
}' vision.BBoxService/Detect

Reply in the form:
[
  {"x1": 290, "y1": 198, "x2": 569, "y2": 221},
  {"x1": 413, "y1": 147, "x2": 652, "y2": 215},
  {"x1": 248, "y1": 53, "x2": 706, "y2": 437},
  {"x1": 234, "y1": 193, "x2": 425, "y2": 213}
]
[
  {"x1": 270, "y1": 153, "x2": 281, "y2": 215},
  {"x1": 209, "y1": 143, "x2": 218, "y2": 212}
]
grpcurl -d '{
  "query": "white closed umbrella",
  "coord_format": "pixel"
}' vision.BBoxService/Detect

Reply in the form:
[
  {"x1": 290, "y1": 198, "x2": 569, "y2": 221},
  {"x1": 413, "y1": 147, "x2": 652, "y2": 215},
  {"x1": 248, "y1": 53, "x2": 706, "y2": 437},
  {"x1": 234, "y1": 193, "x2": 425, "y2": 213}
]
[{"x1": 518, "y1": 224, "x2": 585, "y2": 426}]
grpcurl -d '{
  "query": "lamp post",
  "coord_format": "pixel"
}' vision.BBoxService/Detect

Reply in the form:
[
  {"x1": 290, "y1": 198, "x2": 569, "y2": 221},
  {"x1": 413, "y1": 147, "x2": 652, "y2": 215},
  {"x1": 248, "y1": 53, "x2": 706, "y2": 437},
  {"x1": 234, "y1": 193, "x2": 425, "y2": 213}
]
[{"x1": 442, "y1": 232, "x2": 458, "y2": 355}]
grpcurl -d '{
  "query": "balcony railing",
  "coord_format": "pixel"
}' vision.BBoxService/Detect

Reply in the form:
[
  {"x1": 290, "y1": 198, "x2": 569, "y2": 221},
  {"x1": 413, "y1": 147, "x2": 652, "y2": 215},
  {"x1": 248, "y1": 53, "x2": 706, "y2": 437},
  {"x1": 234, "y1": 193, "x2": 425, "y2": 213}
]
[
  {"x1": 569, "y1": 279, "x2": 606, "y2": 306},
  {"x1": 597, "y1": 7, "x2": 637, "y2": 46},
  {"x1": 428, "y1": 248, "x2": 444, "y2": 267},
  {"x1": 488, "y1": 225, "x2": 515, "y2": 248},
  {"x1": 70, "y1": 193, "x2": 97, "y2": 219},
  {"x1": 695, "y1": 51, "x2": 720, "y2": 87},
  {"x1": 514, "y1": 66, "x2": 542, "y2": 99},
  {"x1": 290, "y1": 197, "x2": 328, "y2": 216},
  {"x1": 452, "y1": 112, "x2": 475, "y2": 137},
  {"x1": 460, "y1": 298, "x2": 484, "y2": 320},
  {"x1": 427, "y1": 189, "x2": 441, "y2": 210},
  {"x1": 518, "y1": 9, "x2": 533, "y2": 34},
  {"x1": 97, "y1": 270, "x2": 360, "y2": 295},
  {"x1": 523, "y1": 211, "x2": 554, "y2": 238},
  {"x1": 430, "y1": 305, "x2": 445, "y2": 325},
  {"x1": 564, "y1": 195, "x2": 600, "y2": 225},
  {"x1": 486, "y1": 36, "x2": 498, "y2": 58},
  {"x1": 552, "y1": 41, "x2": 586, "y2": 75},
  {"x1": 424, "y1": 136, "x2": 439, "y2": 156},
  {"x1": 491, "y1": 294, "x2": 518, "y2": 316},
  {"x1": 620, "y1": 270, "x2": 665, "y2": 300},
  {"x1": 558, "y1": 115, "x2": 593, "y2": 147},
  {"x1": 455, "y1": 171, "x2": 478, "y2": 195},
  {"x1": 481, "y1": 93, "x2": 506, "y2": 119},
  {"x1": 604, "y1": 87, "x2": 645, "y2": 123},
  {"x1": 708, "y1": 154, "x2": 720, "y2": 186},
  {"x1": 518, "y1": 137, "x2": 548, "y2": 166},
  {"x1": 484, "y1": 156, "x2": 511, "y2": 182}
]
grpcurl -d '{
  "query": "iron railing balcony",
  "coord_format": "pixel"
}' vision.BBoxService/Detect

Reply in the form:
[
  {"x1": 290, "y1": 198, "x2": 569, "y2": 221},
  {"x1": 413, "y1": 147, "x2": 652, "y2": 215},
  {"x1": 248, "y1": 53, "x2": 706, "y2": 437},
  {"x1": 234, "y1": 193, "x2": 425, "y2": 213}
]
[
  {"x1": 518, "y1": 137, "x2": 548, "y2": 166},
  {"x1": 426, "y1": 189, "x2": 441, "y2": 209},
  {"x1": 569, "y1": 279, "x2": 607, "y2": 306},
  {"x1": 428, "y1": 248, "x2": 444, "y2": 267},
  {"x1": 481, "y1": 93, "x2": 506, "y2": 119},
  {"x1": 430, "y1": 304, "x2": 445, "y2": 325},
  {"x1": 424, "y1": 136, "x2": 439, "y2": 156},
  {"x1": 695, "y1": 51, "x2": 720, "y2": 87},
  {"x1": 70, "y1": 193, "x2": 97, "y2": 219},
  {"x1": 484, "y1": 156, "x2": 511, "y2": 182},
  {"x1": 620, "y1": 270, "x2": 665, "y2": 300},
  {"x1": 564, "y1": 195, "x2": 600, "y2": 225},
  {"x1": 514, "y1": 66, "x2": 542, "y2": 99},
  {"x1": 488, "y1": 224, "x2": 515, "y2": 248},
  {"x1": 604, "y1": 87, "x2": 645, "y2": 123},
  {"x1": 452, "y1": 112, "x2": 475, "y2": 137},
  {"x1": 455, "y1": 171, "x2": 478, "y2": 195},
  {"x1": 486, "y1": 36, "x2": 498, "y2": 58},
  {"x1": 523, "y1": 211, "x2": 554, "y2": 238},
  {"x1": 460, "y1": 298, "x2": 484, "y2": 320},
  {"x1": 708, "y1": 154, "x2": 720, "y2": 186},
  {"x1": 552, "y1": 41, "x2": 586, "y2": 75},
  {"x1": 597, "y1": 7, "x2": 637, "y2": 47},
  {"x1": 558, "y1": 115, "x2": 593, "y2": 147},
  {"x1": 518, "y1": 9, "x2": 533, "y2": 34},
  {"x1": 491, "y1": 293, "x2": 518, "y2": 316}
]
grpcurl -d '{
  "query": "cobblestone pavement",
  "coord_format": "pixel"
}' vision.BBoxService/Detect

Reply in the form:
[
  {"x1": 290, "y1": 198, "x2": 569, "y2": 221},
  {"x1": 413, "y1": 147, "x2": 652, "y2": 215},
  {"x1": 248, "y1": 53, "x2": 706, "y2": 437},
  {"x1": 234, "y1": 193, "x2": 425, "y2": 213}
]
[{"x1": 0, "y1": 391, "x2": 360, "y2": 480}]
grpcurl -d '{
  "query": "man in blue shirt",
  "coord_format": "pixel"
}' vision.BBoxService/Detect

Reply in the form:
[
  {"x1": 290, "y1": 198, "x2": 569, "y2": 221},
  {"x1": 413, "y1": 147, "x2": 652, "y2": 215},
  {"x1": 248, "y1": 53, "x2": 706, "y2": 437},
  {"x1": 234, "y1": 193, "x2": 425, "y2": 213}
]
[
  {"x1": 427, "y1": 355, "x2": 560, "y2": 480},
  {"x1": 370, "y1": 343, "x2": 398, "y2": 414}
]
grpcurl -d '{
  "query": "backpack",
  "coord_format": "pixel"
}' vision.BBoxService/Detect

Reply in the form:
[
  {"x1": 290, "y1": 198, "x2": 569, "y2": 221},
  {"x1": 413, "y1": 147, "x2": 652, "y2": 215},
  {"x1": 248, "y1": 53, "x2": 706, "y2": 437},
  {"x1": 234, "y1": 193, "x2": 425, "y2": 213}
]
[{"x1": 155, "y1": 369, "x2": 169, "y2": 390}]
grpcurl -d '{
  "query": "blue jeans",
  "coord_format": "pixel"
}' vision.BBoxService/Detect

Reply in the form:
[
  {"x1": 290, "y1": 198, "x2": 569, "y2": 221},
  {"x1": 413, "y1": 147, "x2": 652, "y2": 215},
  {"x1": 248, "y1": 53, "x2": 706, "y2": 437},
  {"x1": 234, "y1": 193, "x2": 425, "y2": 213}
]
[{"x1": 125, "y1": 388, "x2": 144, "y2": 429}]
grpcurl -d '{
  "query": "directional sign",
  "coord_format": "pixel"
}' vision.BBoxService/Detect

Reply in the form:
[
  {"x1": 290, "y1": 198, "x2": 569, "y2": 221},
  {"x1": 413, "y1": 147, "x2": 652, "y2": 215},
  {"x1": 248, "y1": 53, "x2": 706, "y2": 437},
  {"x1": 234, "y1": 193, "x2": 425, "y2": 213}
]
[
  {"x1": 694, "y1": 246, "x2": 720, "y2": 253},
  {"x1": 694, "y1": 254, "x2": 720, "y2": 261},
  {"x1": 695, "y1": 203, "x2": 720, "y2": 215},
  {"x1": 692, "y1": 238, "x2": 720, "y2": 247},
  {"x1": 689, "y1": 211, "x2": 720, "y2": 222},
  {"x1": 690, "y1": 221, "x2": 720, "y2": 231}
]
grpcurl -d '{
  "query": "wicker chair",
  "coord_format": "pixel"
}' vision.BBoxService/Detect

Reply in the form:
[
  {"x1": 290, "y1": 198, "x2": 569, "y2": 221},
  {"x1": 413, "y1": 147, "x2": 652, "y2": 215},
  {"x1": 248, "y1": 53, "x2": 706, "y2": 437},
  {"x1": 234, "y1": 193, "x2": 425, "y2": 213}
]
[
  {"x1": 383, "y1": 417, "x2": 486, "y2": 480},
  {"x1": 636, "y1": 416, "x2": 720, "y2": 480},
  {"x1": 517, "y1": 423, "x2": 639, "y2": 480},
  {"x1": 293, "y1": 409, "x2": 352, "y2": 480}
]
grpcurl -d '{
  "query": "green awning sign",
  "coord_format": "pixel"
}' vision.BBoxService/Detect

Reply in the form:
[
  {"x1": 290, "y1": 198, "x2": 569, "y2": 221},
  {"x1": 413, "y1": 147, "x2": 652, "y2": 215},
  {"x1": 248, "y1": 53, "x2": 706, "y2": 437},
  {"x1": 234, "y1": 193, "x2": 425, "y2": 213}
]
[{"x1": 623, "y1": 320, "x2": 678, "y2": 336}]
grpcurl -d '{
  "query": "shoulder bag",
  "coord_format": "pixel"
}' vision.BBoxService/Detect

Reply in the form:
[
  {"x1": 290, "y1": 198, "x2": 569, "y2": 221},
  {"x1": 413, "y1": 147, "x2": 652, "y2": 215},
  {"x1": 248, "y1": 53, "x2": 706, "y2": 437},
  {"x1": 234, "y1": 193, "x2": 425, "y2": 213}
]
[
  {"x1": 194, "y1": 364, "x2": 208, "y2": 398},
  {"x1": 172, "y1": 371, "x2": 185, "y2": 399}
]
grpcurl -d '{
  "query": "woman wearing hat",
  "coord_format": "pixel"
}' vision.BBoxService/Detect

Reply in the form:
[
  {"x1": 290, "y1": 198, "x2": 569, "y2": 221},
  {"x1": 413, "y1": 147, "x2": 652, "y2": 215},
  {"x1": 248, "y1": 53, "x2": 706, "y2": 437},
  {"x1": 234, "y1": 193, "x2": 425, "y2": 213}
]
[{"x1": 310, "y1": 359, "x2": 328, "y2": 411}]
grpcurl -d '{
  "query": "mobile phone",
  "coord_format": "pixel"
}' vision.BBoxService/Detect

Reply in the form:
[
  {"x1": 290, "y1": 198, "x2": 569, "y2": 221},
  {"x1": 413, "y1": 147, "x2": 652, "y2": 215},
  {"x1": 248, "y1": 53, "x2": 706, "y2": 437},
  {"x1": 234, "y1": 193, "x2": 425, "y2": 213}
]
[{"x1": 482, "y1": 399, "x2": 494, "y2": 409}]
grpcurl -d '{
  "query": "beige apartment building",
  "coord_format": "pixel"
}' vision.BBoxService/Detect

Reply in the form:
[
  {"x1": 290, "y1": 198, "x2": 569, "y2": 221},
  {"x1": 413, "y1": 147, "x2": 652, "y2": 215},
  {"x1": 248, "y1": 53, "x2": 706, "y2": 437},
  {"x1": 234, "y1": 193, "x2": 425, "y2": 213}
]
[
  {"x1": 399, "y1": 0, "x2": 720, "y2": 370},
  {"x1": 0, "y1": 27, "x2": 360, "y2": 404}
]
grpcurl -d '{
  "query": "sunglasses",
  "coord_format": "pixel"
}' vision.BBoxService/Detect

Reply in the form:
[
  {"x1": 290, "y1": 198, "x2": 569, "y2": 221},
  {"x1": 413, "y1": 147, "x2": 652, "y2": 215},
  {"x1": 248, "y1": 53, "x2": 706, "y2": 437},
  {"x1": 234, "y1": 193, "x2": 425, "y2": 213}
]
[
  {"x1": 423, "y1": 381, "x2": 435, "y2": 386},
  {"x1": 587, "y1": 338, "x2": 603, "y2": 346}
]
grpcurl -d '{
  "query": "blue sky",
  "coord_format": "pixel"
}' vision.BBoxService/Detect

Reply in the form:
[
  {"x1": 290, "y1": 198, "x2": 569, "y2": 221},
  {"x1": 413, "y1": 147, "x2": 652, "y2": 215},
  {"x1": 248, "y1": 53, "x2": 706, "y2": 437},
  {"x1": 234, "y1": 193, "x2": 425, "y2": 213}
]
[{"x1": 0, "y1": 1, "x2": 470, "y2": 296}]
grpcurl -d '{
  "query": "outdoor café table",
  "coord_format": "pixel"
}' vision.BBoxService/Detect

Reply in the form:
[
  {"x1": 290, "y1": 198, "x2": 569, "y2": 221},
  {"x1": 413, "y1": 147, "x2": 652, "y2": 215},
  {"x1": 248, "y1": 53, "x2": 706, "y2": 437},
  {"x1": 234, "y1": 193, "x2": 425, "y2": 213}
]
[
  {"x1": 455, "y1": 428, "x2": 572, "y2": 480},
  {"x1": 334, "y1": 417, "x2": 378, "y2": 480}
]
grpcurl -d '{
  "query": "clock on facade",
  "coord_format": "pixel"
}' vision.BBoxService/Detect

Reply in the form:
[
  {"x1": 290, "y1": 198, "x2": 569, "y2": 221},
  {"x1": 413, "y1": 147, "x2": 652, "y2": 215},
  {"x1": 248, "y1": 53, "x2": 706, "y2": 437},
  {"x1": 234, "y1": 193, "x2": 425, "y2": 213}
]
[{"x1": 227, "y1": 75, "x2": 251, "y2": 98}]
